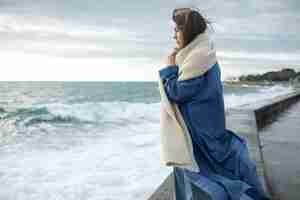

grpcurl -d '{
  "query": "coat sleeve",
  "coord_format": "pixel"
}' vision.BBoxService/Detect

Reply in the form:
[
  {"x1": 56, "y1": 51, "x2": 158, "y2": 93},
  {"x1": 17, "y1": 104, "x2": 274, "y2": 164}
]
[{"x1": 159, "y1": 65, "x2": 206, "y2": 104}]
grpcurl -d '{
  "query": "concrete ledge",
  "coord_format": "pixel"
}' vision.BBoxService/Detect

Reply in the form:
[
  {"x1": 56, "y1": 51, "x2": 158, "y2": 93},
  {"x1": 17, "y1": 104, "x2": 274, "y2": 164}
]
[
  {"x1": 148, "y1": 90, "x2": 300, "y2": 200},
  {"x1": 254, "y1": 91, "x2": 300, "y2": 130},
  {"x1": 148, "y1": 173, "x2": 175, "y2": 200}
]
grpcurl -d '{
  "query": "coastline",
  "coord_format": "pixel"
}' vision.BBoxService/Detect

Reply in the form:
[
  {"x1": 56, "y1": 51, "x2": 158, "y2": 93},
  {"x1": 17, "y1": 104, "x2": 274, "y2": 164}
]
[
  {"x1": 223, "y1": 80, "x2": 277, "y2": 86},
  {"x1": 223, "y1": 67, "x2": 300, "y2": 87}
]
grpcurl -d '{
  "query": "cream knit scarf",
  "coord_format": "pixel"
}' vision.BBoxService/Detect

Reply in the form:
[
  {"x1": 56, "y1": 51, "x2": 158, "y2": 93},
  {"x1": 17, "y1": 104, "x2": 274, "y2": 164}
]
[{"x1": 158, "y1": 29, "x2": 217, "y2": 172}]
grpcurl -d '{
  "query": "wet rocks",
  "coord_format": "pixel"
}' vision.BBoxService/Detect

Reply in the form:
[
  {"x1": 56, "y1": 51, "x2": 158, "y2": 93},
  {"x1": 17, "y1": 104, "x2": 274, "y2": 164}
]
[{"x1": 239, "y1": 68, "x2": 297, "y2": 82}]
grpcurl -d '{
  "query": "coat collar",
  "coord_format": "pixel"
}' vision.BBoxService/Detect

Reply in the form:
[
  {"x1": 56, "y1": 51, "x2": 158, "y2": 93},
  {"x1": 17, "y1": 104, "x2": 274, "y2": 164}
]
[{"x1": 175, "y1": 29, "x2": 217, "y2": 81}]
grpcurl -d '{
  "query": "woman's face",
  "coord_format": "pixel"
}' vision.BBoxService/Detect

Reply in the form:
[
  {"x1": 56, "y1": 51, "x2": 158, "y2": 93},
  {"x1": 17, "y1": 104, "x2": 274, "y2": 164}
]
[{"x1": 174, "y1": 27, "x2": 184, "y2": 49}]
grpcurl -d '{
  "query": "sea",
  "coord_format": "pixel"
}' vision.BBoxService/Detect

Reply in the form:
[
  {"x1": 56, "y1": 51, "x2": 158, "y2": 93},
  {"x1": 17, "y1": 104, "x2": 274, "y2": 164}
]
[{"x1": 0, "y1": 82, "x2": 295, "y2": 200}]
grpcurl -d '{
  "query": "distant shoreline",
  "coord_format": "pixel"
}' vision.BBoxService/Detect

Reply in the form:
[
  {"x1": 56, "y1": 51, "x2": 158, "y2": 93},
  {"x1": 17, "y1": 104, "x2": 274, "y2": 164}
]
[
  {"x1": 224, "y1": 68, "x2": 300, "y2": 87},
  {"x1": 223, "y1": 80, "x2": 277, "y2": 86}
]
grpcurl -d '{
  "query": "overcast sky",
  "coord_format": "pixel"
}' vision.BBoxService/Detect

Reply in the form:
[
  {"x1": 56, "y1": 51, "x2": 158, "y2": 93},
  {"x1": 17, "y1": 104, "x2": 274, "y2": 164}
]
[{"x1": 0, "y1": 0, "x2": 299, "y2": 81}]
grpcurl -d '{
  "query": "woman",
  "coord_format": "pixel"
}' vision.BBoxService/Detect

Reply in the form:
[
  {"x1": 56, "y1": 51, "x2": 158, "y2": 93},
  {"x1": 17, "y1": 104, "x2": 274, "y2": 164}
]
[{"x1": 158, "y1": 8, "x2": 269, "y2": 200}]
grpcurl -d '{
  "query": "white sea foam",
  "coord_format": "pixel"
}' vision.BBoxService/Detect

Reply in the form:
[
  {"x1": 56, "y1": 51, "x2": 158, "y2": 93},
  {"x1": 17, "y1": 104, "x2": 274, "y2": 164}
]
[
  {"x1": 28, "y1": 84, "x2": 295, "y2": 126},
  {"x1": 224, "y1": 84, "x2": 295, "y2": 108},
  {"x1": 0, "y1": 84, "x2": 296, "y2": 200},
  {"x1": 37, "y1": 101, "x2": 161, "y2": 125},
  {"x1": 0, "y1": 112, "x2": 169, "y2": 200}
]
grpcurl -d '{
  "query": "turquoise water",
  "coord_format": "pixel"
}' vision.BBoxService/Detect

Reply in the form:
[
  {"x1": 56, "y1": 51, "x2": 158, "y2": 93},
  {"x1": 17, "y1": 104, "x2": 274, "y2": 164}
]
[
  {"x1": 0, "y1": 82, "x2": 270, "y2": 131},
  {"x1": 0, "y1": 82, "x2": 295, "y2": 200},
  {"x1": 0, "y1": 81, "x2": 294, "y2": 142},
  {"x1": 0, "y1": 81, "x2": 262, "y2": 104}
]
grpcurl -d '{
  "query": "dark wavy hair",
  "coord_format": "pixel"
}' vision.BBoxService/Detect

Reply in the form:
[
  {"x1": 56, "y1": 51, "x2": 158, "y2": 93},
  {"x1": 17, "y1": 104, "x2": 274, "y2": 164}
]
[{"x1": 172, "y1": 8, "x2": 211, "y2": 48}]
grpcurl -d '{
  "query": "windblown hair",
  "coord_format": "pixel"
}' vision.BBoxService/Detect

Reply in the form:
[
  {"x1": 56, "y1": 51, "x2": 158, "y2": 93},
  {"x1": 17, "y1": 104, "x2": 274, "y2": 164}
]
[{"x1": 172, "y1": 8, "x2": 211, "y2": 47}]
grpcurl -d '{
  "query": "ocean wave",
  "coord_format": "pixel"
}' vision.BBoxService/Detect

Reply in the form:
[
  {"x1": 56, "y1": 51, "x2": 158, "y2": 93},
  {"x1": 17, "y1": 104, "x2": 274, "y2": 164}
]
[
  {"x1": 1, "y1": 106, "x2": 89, "y2": 127},
  {"x1": 39, "y1": 101, "x2": 161, "y2": 125},
  {"x1": 1, "y1": 101, "x2": 161, "y2": 127},
  {"x1": 224, "y1": 84, "x2": 295, "y2": 108},
  {"x1": 23, "y1": 115, "x2": 85, "y2": 127},
  {"x1": 0, "y1": 107, "x2": 6, "y2": 113},
  {"x1": 0, "y1": 84, "x2": 295, "y2": 128}
]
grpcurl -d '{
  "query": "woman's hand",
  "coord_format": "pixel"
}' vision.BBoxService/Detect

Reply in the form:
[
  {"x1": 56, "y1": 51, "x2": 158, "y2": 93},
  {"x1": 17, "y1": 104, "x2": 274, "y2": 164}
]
[{"x1": 165, "y1": 48, "x2": 179, "y2": 66}]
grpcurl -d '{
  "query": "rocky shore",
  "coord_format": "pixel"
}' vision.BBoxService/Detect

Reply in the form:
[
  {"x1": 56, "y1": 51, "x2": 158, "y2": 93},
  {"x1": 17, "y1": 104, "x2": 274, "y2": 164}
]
[{"x1": 224, "y1": 68, "x2": 300, "y2": 86}]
